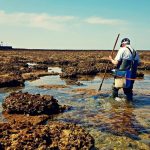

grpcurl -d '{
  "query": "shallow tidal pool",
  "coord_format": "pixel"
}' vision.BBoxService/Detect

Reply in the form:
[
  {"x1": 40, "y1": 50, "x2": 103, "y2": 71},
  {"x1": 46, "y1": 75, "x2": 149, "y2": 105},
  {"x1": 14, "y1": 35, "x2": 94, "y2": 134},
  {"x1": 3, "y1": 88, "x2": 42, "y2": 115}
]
[{"x1": 0, "y1": 68, "x2": 150, "y2": 149}]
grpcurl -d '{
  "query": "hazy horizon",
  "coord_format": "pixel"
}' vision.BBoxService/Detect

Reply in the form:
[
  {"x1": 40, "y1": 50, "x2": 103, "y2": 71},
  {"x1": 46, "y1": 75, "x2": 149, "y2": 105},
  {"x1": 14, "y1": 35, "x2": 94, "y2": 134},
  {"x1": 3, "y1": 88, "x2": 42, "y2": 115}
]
[{"x1": 0, "y1": 0, "x2": 150, "y2": 50}]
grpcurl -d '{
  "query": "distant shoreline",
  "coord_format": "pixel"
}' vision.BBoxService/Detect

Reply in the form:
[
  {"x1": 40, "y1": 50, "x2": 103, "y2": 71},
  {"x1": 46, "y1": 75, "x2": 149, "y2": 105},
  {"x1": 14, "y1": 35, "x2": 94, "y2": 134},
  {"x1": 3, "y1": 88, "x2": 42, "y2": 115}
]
[{"x1": 0, "y1": 48, "x2": 150, "y2": 52}]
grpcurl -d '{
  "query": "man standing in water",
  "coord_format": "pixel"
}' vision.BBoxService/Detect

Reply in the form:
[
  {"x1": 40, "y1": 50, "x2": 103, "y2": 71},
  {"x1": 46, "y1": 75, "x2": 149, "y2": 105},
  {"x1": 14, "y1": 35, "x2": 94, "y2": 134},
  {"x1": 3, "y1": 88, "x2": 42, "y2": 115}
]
[{"x1": 109, "y1": 38, "x2": 140, "y2": 101}]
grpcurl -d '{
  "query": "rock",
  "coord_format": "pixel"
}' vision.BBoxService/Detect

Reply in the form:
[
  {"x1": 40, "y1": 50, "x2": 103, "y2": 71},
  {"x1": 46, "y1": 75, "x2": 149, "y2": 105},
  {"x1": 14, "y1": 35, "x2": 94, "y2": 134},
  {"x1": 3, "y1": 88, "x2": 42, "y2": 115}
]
[
  {"x1": 38, "y1": 84, "x2": 70, "y2": 89},
  {"x1": 77, "y1": 61, "x2": 99, "y2": 75},
  {"x1": 138, "y1": 62, "x2": 150, "y2": 70},
  {"x1": 60, "y1": 66, "x2": 77, "y2": 78},
  {"x1": 60, "y1": 61, "x2": 99, "y2": 78},
  {"x1": 0, "y1": 74, "x2": 24, "y2": 88},
  {"x1": 22, "y1": 71, "x2": 54, "y2": 81},
  {"x1": 2, "y1": 92, "x2": 68, "y2": 115},
  {"x1": 136, "y1": 72, "x2": 144, "y2": 78},
  {"x1": 31, "y1": 64, "x2": 48, "y2": 71},
  {"x1": 2, "y1": 112, "x2": 49, "y2": 126},
  {"x1": 0, "y1": 121, "x2": 95, "y2": 150},
  {"x1": 64, "y1": 79, "x2": 83, "y2": 86},
  {"x1": 95, "y1": 63, "x2": 113, "y2": 73},
  {"x1": 71, "y1": 88, "x2": 98, "y2": 96}
]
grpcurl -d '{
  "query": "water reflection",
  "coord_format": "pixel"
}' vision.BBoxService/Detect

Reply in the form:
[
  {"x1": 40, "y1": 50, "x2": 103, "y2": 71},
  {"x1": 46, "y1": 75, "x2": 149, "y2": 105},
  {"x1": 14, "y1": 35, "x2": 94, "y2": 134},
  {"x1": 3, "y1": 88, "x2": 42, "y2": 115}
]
[{"x1": 93, "y1": 100, "x2": 148, "y2": 139}]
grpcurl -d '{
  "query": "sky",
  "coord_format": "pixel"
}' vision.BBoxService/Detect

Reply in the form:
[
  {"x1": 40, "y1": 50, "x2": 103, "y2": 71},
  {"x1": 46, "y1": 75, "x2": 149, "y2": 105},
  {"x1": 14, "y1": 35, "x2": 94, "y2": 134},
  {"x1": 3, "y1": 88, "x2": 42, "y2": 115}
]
[{"x1": 0, "y1": 0, "x2": 150, "y2": 50}]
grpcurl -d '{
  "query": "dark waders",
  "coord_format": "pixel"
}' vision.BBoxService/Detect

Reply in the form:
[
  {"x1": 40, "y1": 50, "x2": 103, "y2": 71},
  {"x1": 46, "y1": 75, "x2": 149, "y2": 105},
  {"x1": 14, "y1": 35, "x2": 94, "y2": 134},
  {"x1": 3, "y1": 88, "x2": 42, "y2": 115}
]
[
  {"x1": 112, "y1": 80, "x2": 134, "y2": 101},
  {"x1": 112, "y1": 48, "x2": 138, "y2": 101}
]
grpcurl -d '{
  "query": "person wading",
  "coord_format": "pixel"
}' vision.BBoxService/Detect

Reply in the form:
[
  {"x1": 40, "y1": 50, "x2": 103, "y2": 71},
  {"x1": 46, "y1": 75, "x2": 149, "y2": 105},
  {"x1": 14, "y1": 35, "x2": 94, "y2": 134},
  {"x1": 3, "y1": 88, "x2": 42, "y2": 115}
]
[{"x1": 109, "y1": 38, "x2": 140, "y2": 101}]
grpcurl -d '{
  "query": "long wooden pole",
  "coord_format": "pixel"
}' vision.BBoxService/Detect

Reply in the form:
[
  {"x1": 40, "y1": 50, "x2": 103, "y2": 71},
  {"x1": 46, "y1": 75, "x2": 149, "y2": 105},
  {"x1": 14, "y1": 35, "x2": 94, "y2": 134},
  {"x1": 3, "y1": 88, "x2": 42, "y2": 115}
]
[{"x1": 98, "y1": 33, "x2": 120, "y2": 91}]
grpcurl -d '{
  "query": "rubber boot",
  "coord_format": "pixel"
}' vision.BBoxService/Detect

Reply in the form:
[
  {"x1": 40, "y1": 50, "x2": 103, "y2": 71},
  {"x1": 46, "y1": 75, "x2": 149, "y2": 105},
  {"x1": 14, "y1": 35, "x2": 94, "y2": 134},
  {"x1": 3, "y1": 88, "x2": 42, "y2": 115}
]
[
  {"x1": 123, "y1": 88, "x2": 133, "y2": 101},
  {"x1": 112, "y1": 86, "x2": 119, "y2": 99}
]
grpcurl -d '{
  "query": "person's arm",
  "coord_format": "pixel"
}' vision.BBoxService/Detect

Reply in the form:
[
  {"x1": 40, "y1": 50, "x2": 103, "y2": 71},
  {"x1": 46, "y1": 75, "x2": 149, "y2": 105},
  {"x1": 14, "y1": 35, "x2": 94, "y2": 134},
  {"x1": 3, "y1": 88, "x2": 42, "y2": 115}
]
[
  {"x1": 109, "y1": 48, "x2": 123, "y2": 65},
  {"x1": 109, "y1": 56, "x2": 118, "y2": 65}
]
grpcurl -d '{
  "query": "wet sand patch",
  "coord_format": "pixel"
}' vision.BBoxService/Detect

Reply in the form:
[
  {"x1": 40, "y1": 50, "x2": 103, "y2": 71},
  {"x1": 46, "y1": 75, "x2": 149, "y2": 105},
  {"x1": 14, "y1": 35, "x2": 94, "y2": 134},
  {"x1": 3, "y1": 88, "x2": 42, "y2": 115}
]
[{"x1": 71, "y1": 88, "x2": 98, "y2": 96}]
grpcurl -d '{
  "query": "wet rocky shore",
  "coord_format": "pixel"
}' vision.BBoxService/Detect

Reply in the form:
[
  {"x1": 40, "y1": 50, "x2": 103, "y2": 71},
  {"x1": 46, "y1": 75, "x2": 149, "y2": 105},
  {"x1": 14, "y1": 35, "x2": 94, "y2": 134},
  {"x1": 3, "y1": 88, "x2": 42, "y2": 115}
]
[
  {"x1": 0, "y1": 49, "x2": 149, "y2": 87},
  {"x1": 0, "y1": 121, "x2": 95, "y2": 149},
  {"x1": 0, "y1": 49, "x2": 150, "y2": 149},
  {"x1": 0, "y1": 92, "x2": 94, "y2": 149}
]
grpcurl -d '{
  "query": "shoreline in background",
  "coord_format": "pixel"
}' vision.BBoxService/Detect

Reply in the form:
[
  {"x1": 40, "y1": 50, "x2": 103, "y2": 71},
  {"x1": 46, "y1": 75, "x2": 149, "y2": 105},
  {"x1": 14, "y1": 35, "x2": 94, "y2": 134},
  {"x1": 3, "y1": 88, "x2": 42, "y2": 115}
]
[{"x1": 0, "y1": 48, "x2": 150, "y2": 52}]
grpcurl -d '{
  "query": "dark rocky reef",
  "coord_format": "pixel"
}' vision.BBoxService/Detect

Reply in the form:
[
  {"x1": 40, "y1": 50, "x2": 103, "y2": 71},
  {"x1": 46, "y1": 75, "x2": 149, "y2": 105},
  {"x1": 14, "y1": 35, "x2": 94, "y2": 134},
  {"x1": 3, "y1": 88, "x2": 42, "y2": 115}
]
[
  {"x1": 136, "y1": 72, "x2": 144, "y2": 78},
  {"x1": 0, "y1": 91, "x2": 95, "y2": 149},
  {"x1": 0, "y1": 50, "x2": 148, "y2": 84},
  {"x1": 60, "y1": 61, "x2": 101, "y2": 78},
  {"x1": 0, "y1": 74, "x2": 24, "y2": 88},
  {"x1": 28, "y1": 64, "x2": 48, "y2": 71},
  {"x1": 2, "y1": 92, "x2": 68, "y2": 115},
  {"x1": 60, "y1": 66, "x2": 77, "y2": 78},
  {"x1": 0, "y1": 121, "x2": 95, "y2": 150}
]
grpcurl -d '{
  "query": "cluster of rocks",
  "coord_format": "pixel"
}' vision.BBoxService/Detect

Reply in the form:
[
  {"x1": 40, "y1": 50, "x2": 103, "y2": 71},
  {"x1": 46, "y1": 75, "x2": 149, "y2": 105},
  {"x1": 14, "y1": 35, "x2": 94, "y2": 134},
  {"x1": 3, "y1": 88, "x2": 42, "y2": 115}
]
[
  {"x1": 0, "y1": 65, "x2": 48, "y2": 88},
  {"x1": 0, "y1": 91, "x2": 95, "y2": 149},
  {"x1": 60, "y1": 60, "x2": 146, "y2": 79},
  {"x1": 2, "y1": 91, "x2": 68, "y2": 115},
  {"x1": 0, "y1": 54, "x2": 51, "y2": 88},
  {"x1": 22, "y1": 71, "x2": 53, "y2": 81},
  {"x1": 0, "y1": 74, "x2": 24, "y2": 88},
  {"x1": 0, "y1": 121, "x2": 95, "y2": 150},
  {"x1": 0, "y1": 61, "x2": 48, "y2": 75},
  {"x1": 41, "y1": 59, "x2": 70, "y2": 66},
  {"x1": 27, "y1": 63, "x2": 48, "y2": 71},
  {"x1": 0, "y1": 63, "x2": 22, "y2": 74},
  {"x1": 136, "y1": 72, "x2": 144, "y2": 78},
  {"x1": 0, "y1": 50, "x2": 149, "y2": 87},
  {"x1": 0, "y1": 55, "x2": 32, "y2": 75},
  {"x1": 60, "y1": 61, "x2": 113, "y2": 78},
  {"x1": 138, "y1": 62, "x2": 150, "y2": 70}
]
